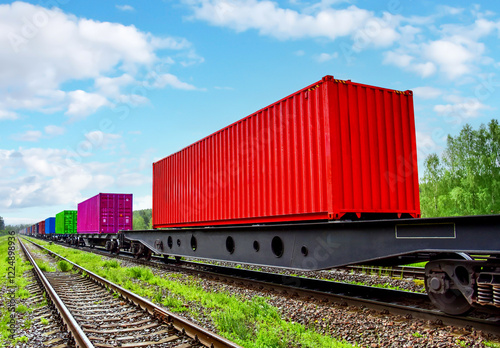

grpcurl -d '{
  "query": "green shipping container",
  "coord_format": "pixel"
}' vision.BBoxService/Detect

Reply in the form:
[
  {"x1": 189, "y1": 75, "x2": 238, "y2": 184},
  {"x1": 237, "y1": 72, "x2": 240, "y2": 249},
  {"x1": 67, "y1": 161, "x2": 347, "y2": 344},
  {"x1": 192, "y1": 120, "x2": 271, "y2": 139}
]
[{"x1": 55, "y1": 210, "x2": 77, "y2": 234}]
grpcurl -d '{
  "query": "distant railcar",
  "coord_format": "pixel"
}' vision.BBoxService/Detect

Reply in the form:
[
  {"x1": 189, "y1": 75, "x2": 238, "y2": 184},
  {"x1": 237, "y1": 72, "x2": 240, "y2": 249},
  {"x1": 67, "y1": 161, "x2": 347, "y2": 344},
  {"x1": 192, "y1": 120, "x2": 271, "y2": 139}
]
[
  {"x1": 77, "y1": 193, "x2": 133, "y2": 234},
  {"x1": 56, "y1": 210, "x2": 77, "y2": 234}
]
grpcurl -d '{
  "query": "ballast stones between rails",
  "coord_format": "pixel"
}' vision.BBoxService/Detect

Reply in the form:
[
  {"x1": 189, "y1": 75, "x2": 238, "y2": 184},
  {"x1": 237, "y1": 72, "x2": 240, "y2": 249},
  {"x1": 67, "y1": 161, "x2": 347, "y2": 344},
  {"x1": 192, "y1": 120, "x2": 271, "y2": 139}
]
[
  {"x1": 43, "y1": 272, "x2": 193, "y2": 348},
  {"x1": 20, "y1": 240, "x2": 218, "y2": 348}
]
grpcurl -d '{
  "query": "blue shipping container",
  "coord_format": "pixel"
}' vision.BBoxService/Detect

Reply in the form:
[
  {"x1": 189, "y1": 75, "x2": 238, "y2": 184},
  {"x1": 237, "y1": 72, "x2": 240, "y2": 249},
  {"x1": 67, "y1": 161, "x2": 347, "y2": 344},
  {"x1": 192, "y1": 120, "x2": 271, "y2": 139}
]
[{"x1": 45, "y1": 217, "x2": 56, "y2": 234}]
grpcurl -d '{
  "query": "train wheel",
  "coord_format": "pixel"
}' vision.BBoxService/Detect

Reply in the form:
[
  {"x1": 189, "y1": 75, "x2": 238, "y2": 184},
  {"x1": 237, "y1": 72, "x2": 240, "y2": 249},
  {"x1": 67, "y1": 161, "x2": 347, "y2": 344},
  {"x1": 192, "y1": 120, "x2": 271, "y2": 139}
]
[
  {"x1": 144, "y1": 249, "x2": 152, "y2": 261},
  {"x1": 426, "y1": 287, "x2": 472, "y2": 315},
  {"x1": 425, "y1": 254, "x2": 474, "y2": 315},
  {"x1": 133, "y1": 243, "x2": 144, "y2": 259}
]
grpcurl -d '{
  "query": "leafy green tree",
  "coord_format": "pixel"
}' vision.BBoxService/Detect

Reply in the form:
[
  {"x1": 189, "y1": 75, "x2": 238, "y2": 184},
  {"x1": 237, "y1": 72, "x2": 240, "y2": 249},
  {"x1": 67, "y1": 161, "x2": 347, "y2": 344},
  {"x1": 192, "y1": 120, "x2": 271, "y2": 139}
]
[
  {"x1": 0, "y1": 216, "x2": 4, "y2": 231},
  {"x1": 420, "y1": 119, "x2": 500, "y2": 217},
  {"x1": 133, "y1": 209, "x2": 152, "y2": 230}
]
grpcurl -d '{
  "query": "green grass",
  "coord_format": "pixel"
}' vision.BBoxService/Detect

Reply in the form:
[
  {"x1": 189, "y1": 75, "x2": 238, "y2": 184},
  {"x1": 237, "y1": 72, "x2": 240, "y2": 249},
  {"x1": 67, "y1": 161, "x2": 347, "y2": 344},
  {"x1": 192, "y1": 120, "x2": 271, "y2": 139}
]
[
  {"x1": 0, "y1": 236, "x2": 34, "y2": 346},
  {"x1": 402, "y1": 262, "x2": 427, "y2": 268},
  {"x1": 40, "y1": 318, "x2": 49, "y2": 325},
  {"x1": 35, "y1": 260, "x2": 55, "y2": 272},
  {"x1": 29, "y1": 237, "x2": 356, "y2": 348},
  {"x1": 57, "y1": 260, "x2": 72, "y2": 272},
  {"x1": 15, "y1": 304, "x2": 29, "y2": 314},
  {"x1": 485, "y1": 342, "x2": 500, "y2": 348}
]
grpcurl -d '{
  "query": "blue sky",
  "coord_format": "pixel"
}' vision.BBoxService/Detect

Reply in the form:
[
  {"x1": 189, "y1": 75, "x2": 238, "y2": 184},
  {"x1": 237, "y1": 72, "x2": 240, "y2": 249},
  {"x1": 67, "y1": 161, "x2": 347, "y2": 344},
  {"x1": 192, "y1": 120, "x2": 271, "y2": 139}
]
[{"x1": 1, "y1": 0, "x2": 499, "y2": 225}]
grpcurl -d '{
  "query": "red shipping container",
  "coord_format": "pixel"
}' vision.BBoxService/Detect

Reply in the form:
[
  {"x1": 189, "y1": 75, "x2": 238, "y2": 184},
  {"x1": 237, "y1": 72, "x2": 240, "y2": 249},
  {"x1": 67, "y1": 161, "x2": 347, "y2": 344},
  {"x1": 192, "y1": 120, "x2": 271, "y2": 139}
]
[
  {"x1": 77, "y1": 193, "x2": 133, "y2": 234},
  {"x1": 39, "y1": 221, "x2": 45, "y2": 235},
  {"x1": 153, "y1": 75, "x2": 420, "y2": 228}
]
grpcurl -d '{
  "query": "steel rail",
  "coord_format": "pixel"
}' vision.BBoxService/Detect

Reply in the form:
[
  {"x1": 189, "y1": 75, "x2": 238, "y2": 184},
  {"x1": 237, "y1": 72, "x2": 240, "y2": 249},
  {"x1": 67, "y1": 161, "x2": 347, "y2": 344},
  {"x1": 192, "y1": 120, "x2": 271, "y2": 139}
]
[
  {"x1": 18, "y1": 238, "x2": 94, "y2": 348},
  {"x1": 23, "y1": 237, "x2": 242, "y2": 348},
  {"x1": 76, "y1": 242, "x2": 500, "y2": 335},
  {"x1": 29, "y1": 237, "x2": 500, "y2": 335}
]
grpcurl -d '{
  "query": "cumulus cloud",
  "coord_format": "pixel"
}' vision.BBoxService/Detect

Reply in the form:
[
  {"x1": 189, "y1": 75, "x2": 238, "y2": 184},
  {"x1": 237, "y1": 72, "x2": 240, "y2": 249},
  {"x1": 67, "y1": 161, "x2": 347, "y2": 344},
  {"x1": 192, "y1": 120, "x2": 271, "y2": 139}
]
[
  {"x1": 434, "y1": 95, "x2": 491, "y2": 119},
  {"x1": 44, "y1": 125, "x2": 65, "y2": 136},
  {"x1": 423, "y1": 39, "x2": 478, "y2": 79},
  {"x1": 186, "y1": 0, "x2": 400, "y2": 47},
  {"x1": 116, "y1": 5, "x2": 135, "y2": 12},
  {"x1": 0, "y1": 110, "x2": 18, "y2": 120},
  {"x1": 148, "y1": 73, "x2": 198, "y2": 90},
  {"x1": 84, "y1": 131, "x2": 122, "y2": 150},
  {"x1": 134, "y1": 195, "x2": 152, "y2": 210},
  {"x1": 12, "y1": 130, "x2": 42, "y2": 142},
  {"x1": 383, "y1": 51, "x2": 436, "y2": 77},
  {"x1": 382, "y1": 13, "x2": 499, "y2": 80},
  {"x1": 0, "y1": 147, "x2": 150, "y2": 209},
  {"x1": 416, "y1": 130, "x2": 439, "y2": 160},
  {"x1": 0, "y1": 2, "x2": 202, "y2": 120},
  {"x1": 412, "y1": 86, "x2": 443, "y2": 99},
  {"x1": 66, "y1": 90, "x2": 111, "y2": 119},
  {"x1": 316, "y1": 52, "x2": 338, "y2": 62}
]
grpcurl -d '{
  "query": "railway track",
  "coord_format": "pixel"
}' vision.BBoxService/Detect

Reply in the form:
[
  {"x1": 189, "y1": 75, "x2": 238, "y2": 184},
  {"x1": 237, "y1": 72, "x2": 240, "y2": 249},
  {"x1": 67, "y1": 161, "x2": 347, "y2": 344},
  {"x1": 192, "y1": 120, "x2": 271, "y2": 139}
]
[
  {"x1": 20, "y1": 238, "x2": 241, "y2": 348},
  {"x1": 59, "y1": 242, "x2": 500, "y2": 336}
]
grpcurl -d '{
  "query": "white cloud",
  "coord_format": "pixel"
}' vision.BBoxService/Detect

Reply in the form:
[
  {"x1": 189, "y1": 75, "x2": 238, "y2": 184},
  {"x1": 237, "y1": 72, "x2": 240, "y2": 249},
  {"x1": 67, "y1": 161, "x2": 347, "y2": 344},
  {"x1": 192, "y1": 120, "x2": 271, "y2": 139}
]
[
  {"x1": 416, "y1": 130, "x2": 439, "y2": 160},
  {"x1": 150, "y1": 37, "x2": 192, "y2": 50},
  {"x1": 316, "y1": 52, "x2": 338, "y2": 62},
  {"x1": 186, "y1": 0, "x2": 399, "y2": 46},
  {"x1": 423, "y1": 39, "x2": 478, "y2": 79},
  {"x1": 134, "y1": 195, "x2": 152, "y2": 210},
  {"x1": 383, "y1": 51, "x2": 413, "y2": 68},
  {"x1": 116, "y1": 5, "x2": 135, "y2": 12},
  {"x1": 84, "y1": 131, "x2": 122, "y2": 150},
  {"x1": 66, "y1": 90, "x2": 111, "y2": 119},
  {"x1": 116, "y1": 173, "x2": 151, "y2": 187},
  {"x1": 44, "y1": 125, "x2": 65, "y2": 136},
  {"x1": 0, "y1": 110, "x2": 18, "y2": 120},
  {"x1": 0, "y1": 147, "x2": 148, "y2": 209},
  {"x1": 412, "y1": 86, "x2": 443, "y2": 99},
  {"x1": 0, "y1": 2, "x2": 202, "y2": 119},
  {"x1": 434, "y1": 97, "x2": 491, "y2": 119},
  {"x1": 382, "y1": 12, "x2": 499, "y2": 80},
  {"x1": 95, "y1": 74, "x2": 135, "y2": 98},
  {"x1": 383, "y1": 51, "x2": 436, "y2": 77},
  {"x1": 12, "y1": 130, "x2": 42, "y2": 142},
  {"x1": 148, "y1": 73, "x2": 198, "y2": 90}
]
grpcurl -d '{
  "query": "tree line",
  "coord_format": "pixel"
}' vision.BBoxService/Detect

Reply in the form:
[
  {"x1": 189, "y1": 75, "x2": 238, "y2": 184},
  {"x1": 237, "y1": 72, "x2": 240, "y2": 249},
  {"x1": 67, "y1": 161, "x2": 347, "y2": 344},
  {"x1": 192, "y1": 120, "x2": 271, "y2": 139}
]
[{"x1": 420, "y1": 119, "x2": 499, "y2": 217}]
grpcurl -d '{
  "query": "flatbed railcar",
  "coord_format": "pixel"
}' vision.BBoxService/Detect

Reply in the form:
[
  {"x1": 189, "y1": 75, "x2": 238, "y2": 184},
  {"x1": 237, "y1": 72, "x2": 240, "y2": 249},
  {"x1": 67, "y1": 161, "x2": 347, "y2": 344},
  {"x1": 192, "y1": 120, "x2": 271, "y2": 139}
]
[
  {"x1": 20, "y1": 75, "x2": 500, "y2": 317},
  {"x1": 31, "y1": 215, "x2": 500, "y2": 316}
]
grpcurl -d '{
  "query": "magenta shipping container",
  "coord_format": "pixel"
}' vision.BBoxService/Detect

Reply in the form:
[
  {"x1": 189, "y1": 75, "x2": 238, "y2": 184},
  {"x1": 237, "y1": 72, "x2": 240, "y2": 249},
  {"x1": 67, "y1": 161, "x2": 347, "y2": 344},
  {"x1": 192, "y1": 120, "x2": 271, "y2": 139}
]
[
  {"x1": 77, "y1": 193, "x2": 133, "y2": 234},
  {"x1": 153, "y1": 75, "x2": 420, "y2": 228}
]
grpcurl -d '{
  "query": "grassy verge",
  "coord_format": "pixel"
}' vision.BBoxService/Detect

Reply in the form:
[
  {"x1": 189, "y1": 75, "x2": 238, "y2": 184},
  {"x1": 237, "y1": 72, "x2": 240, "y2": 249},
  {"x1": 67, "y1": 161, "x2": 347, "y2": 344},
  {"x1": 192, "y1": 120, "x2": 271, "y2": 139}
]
[
  {"x1": 0, "y1": 235, "x2": 33, "y2": 345},
  {"x1": 29, "y1": 237, "x2": 355, "y2": 348}
]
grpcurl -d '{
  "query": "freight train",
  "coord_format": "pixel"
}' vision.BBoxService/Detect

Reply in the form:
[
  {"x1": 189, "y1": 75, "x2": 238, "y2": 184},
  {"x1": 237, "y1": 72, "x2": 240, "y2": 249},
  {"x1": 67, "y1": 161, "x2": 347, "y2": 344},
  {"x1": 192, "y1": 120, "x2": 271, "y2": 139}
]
[{"x1": 21, "y1": 76, "x2": 500, "y2": 316}]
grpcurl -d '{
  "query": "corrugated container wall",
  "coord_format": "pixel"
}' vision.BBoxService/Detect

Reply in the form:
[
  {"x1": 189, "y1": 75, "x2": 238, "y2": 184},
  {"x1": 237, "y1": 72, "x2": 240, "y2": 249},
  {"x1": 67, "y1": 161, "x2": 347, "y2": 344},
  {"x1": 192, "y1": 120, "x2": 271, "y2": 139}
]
[
  {"x1": 153, "y1": 75, "x2": 420, "y2": 228},
  {"x1": 45, "y1": 217, "x2": 56, "y2": 234},
  {"x1": 56, "y1": 210, "x2": 77, "y2": 234},
  {"x1": 77, "y1": 193, "x2": 133, "y2": 234}
]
